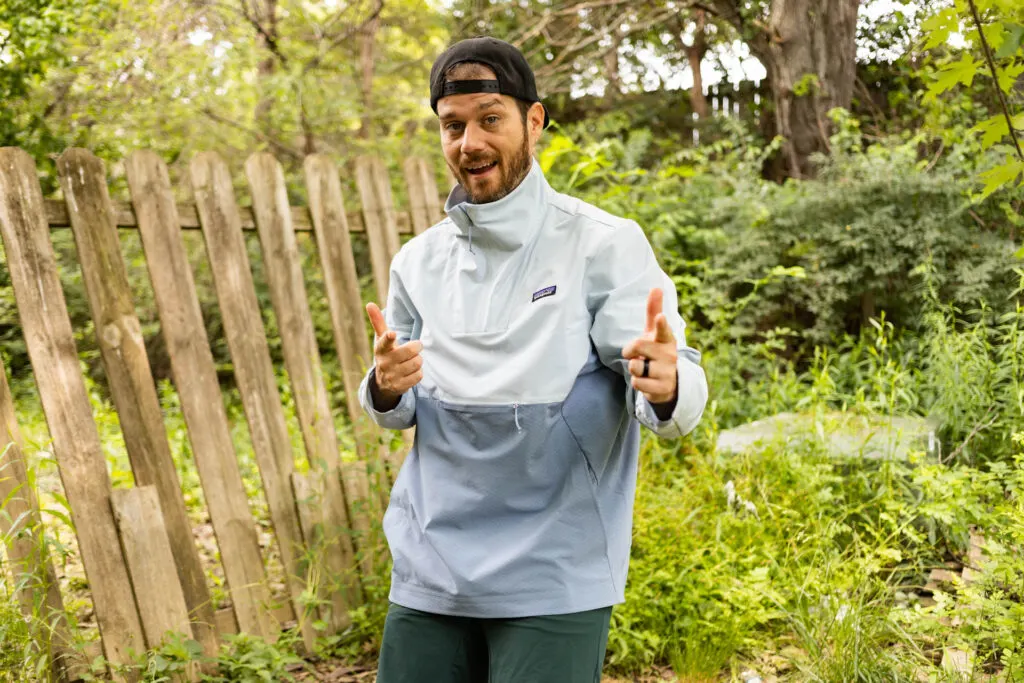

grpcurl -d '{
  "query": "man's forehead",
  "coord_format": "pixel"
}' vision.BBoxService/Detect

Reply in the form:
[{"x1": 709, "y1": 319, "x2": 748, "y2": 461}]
[{"x1": 437, "y1": 92, "x2": 512, "y2": 119}]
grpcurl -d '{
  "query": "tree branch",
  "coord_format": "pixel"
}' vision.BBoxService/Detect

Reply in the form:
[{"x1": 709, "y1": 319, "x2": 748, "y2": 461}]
[
  {"x1": 966, "y1": 0, "x2": 1023, "y2": 162},
  {"x1": 200, "y1": 107, "x2": 304, "y2": 159},
  {"x1": 302, "y1": 0, "x2": 384, "y2": 76},
  {"x1": 239, "y1": 0, "x2": 288, "y2": 66}
]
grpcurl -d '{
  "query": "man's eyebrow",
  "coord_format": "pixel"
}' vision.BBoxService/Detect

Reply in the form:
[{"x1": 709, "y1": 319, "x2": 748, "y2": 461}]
[{"x1": 440, "y1": 98, "x2": 507, "y2": 122}]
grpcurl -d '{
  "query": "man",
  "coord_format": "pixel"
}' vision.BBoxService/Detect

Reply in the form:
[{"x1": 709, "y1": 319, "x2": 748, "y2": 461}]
[{"x1": 359, "y1": 36, "x2": 708, "y2": 683}]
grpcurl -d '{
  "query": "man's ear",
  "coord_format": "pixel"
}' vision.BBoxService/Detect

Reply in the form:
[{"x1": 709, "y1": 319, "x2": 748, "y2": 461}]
[{"x1": 528, "y1": 102, "x2": 546, "y2": 145}]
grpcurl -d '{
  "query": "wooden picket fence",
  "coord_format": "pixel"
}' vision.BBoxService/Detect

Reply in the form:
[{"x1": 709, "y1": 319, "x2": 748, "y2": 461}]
[{"x1": 0, "y1": 147, "x2": 445, "y2": 682}]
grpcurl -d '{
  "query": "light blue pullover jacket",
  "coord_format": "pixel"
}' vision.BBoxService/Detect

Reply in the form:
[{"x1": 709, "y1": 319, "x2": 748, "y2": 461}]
[{"x1": 359, "y1": 160, "x2": 708, "y2": 618}]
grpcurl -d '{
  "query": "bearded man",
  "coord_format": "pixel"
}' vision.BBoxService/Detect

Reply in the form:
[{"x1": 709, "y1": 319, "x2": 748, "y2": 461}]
[{"x1": 359, "y1": 36, "x2": 708, "y2": 683}]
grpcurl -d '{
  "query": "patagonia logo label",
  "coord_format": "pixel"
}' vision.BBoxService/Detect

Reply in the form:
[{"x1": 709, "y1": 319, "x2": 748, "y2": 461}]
[{"x1": 532, "y1": 285, "x2": 557, "y2": 302}]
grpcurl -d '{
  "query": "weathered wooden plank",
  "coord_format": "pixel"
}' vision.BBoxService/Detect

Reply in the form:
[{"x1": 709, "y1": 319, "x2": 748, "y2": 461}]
[
  {"x1": 245, "y1": 152, "x2": 359, "y2": 628},
  {"x1": 0, "y1": 147, "x2": 145, "y2": 680},
  {"x1": 303, "y1": 155, "x2": 394, "y2": 486},
  {"x1": 291, "y1": 471, "x2": 361, "y2": 622},
  {"x1": 111, "y1": 486, "x2": 199, "y2": 682},
  {"x1": 355, "y1": 157, "x2": 416, "y2": 468},
  {"x1": 403, "y1": 157, "x2": 444, "y2": 236},
  {"x1": 340, "y1": 460, "x2": 379, "y2": 578},
  {"x1": 303, "y1": 155, "x2": 372, "y2": 424},
  {"x1": 57, "y1": 149, "x2": 218, "y2": 658},
  {"x1": 0, "y1": 357, "x2": 82, "y2": 682},
  {"x1": 44, "y1": 198, "x2": 421, "y2": 235},
  {"x1": 355, "y1": 156, "x2": 402, "y2": 305},
  {"x1": 124, "y1": 150, "x2": 276, "y2": 640},
  {"x1": 189, "y1": 151, "x2": 317, "y2": 650}
]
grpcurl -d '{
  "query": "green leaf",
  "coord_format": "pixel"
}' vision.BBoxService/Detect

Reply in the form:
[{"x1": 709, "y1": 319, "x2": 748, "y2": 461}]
[
  {"x1": 997, "y1": 62, "x2": 1024, "y2": 93},
  {"x1": 921, "y1": 8, "x2": 959, "y2": 50},
  {"x1": 971, "y1": 114, "x2": 1024, "y2": 148},
  {"x1": 977, "y1": 159, "x2": 1024, "y2": 199},
  {"x1": 928, "y1": 53, "x2": 981, "y2": 99},
  {"x1": 995, "y1": 23, "x2": 1024, "y2": 59}
]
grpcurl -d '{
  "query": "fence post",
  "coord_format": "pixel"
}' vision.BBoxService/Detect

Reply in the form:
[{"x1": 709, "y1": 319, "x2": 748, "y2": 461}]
[
  {"x1": 355, "y1": 156, "x2": 401, "y2": 306},
  {"x1": 56, "y1": 149, "x2": 219, "y2": 658},
  {"x1": 0, "y1": 147, "x2": 146, "y2": 680},
  {"x1": 189, "y1": 152, "x2": 321, "y2": 648},
  {"x1": 354, "y1": 156, "x2": 414, "y2": 476},
  {"x1": 111, "y1": 486, "x2": 200, "y2": 682},
  {"x1": 303, "y1": 156, "x2": 393, "y2": 478},
  {"x1": 124, "y1": 150, "x2": 277, "y2": 640},
  {"x1": 0, "y1": 355, "x2": 82, "y2": 682},
  {"x1": 402, "y1": 157, "x2": 443, "y2": 236},
  {"x1": 245, "y1": 152, "x2": 362, "y2": 625}
]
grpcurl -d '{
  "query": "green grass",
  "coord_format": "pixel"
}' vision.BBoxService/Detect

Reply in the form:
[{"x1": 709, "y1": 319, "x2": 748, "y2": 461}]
[{"x1": 2, "y1": 282, "x2": 1023, "y2": 681}]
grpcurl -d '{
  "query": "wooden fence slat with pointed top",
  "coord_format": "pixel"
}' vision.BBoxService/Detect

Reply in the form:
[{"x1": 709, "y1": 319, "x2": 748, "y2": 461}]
[
  {"x1": 189, "y1": 151, "x2": 318, "y2": 648},
  {"x1": 111, "y1": 486, "x2": 199, "y2": 681},
  {"x1": 0, "y1": 147, "x2": 145, "y2": 680},
  {"x1": 303, "y1": 155, "x2": 393, "y2": 483},
  {"x1": 303, "y1": 155, "x2": 372, "y2": 425},
  {"x1": 355, "y1": 156, "x2": 416, "y2": 465},
  {"x1": 403, "y1": 157, "x2": 443, "y2": 236},
  {"x1": 124, "y1": 150, "x2": 276, "y2": 640},
  {"x1": 56, "y1": 149, "x2": 219, "y2": 657},
  {"x1": 245, "y1": 153, "x2": 360, "y2": 624},
  {"x1": 355, "y1": 156, "x2": 401, "y2": 305},
  {"x1": 0, "y1": 356, "x2": 81, "y2": 682}
]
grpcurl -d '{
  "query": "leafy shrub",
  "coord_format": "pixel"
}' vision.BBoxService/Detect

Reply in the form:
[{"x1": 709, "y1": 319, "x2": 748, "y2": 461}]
[{"x1": 540, "y1": 114, "x2": 1021, "y2": 357}]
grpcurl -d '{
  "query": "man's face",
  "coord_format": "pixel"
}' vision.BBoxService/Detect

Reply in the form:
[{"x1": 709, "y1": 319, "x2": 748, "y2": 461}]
[{"x1": 438, "y1": 89, "x2": 541, "y2": 204}]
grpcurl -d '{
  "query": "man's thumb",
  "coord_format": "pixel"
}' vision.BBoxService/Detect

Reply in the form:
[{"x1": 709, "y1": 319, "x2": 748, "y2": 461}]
[{"x1": 366, "y1": 302, "x2": 389, "y2": 338}]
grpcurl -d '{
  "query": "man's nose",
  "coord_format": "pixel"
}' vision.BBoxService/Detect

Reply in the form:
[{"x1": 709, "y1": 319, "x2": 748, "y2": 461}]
[{"x1": 460, "y1": 123, "x2": 486, "y2": 156}]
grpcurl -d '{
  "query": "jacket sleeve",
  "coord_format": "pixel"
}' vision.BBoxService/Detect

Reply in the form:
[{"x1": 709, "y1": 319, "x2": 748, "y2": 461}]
[
  {"x1": 358, "y1": 252, "x2": 419, "y2": 431},
  {"x1": 586, "y1": 221, "x2": 708, "y2": 439}
]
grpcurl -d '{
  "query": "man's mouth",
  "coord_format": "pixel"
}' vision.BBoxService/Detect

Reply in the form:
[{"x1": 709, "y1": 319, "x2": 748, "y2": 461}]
[{"x1": 465, "y1": 161, "x2": 498, "y2": 177}]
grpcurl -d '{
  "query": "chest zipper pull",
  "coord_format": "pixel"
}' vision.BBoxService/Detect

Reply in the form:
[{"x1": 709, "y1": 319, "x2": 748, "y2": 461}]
[{"x1": 513, "y1": 403, "x2": 522, "y2": 432}]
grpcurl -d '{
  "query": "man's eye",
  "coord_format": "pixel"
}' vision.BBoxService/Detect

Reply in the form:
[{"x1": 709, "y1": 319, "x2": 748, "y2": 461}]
[
  {"x1": 445, "y1": 122, "x2": 464, "y2": 132},
  {"x1": 484, "y1": 115, "x2": 500, "y2": 125}
]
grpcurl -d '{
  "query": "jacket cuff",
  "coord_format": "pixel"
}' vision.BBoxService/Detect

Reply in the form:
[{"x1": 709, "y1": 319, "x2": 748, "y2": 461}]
[
  {"x1": 359, "y1": 367, "x2": 417, "y2": 430},
  {"x1": 634, "y1": 353, "x2": 708, "y2": 438}
]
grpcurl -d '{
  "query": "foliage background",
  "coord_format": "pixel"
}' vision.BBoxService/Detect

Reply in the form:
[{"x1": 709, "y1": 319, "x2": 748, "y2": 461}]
[{"x1": 2, "y1": 0, "x2": 1024, "y2": 680}]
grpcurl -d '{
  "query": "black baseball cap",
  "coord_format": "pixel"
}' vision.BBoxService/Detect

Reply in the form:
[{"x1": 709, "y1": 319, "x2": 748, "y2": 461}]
[{"x1": 430, "y1": 37, "x2": 550, "y2": 128}]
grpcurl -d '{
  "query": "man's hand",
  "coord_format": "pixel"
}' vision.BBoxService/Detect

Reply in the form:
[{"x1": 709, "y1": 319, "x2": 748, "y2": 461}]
[
  {"x1": 366, "y1": 302, "x2": 423, "y2": 412},
  {"x1": 622, "y1": 288, "x2": 678, "y2": 406}
]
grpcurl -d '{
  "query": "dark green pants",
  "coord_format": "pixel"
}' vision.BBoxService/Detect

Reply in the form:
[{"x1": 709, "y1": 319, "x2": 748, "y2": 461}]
[{"x1": 376, "y1": 603, "x2": 612, "y2": 683}]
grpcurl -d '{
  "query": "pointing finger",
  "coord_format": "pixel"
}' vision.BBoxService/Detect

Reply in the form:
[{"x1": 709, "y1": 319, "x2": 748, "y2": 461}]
[
  {"x1": 622, "y1": 338, "x2": 677, "y2": 361},
  {"x1": 389, "y1": 340, "x2": 423, "y2": 363}
]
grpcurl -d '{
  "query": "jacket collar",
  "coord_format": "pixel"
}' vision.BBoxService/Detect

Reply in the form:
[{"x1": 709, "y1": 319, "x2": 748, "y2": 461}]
[{"x1": 444, "y1": 160, "x2": 550, "y2": 252}]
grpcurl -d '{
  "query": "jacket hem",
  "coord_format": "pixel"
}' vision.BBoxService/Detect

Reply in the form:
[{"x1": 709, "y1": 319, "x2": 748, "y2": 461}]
[{"x1": 388, "y1": 581, "x2": 624, "y2": 619}]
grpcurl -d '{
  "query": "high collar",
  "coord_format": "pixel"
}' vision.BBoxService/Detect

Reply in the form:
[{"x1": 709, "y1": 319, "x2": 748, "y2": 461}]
[{"x1": 444, "y1": 160, "x2": 551, "y2": 252}]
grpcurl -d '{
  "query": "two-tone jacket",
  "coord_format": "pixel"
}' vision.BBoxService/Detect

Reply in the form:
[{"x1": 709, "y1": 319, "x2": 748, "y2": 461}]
[{"x1": 359, "y1": 160, "x2": 708, "y2": 618}]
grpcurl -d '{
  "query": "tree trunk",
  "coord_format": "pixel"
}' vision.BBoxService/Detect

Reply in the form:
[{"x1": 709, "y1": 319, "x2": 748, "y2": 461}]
[
  {"x1": 743, "y1": 0, "x2": 860, "y2": 178},
  {"x1": 603, "y1": 33, "x2": 623, "y2": 98},
  {"x1": 358, "y1": 15, "x2": 381, "y2": 140},
  {"x1": 685, "y1": 11, "x2": 709, "y2": 119},
  {"x1": 254, "y1": 0, "x2": 280, "y2": 136}
]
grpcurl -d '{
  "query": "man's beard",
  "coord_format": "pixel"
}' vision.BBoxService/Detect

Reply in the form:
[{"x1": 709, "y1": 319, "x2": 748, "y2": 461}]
[{"x1": 453, "y1": 133, "x2": 533, "y2": 204}]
